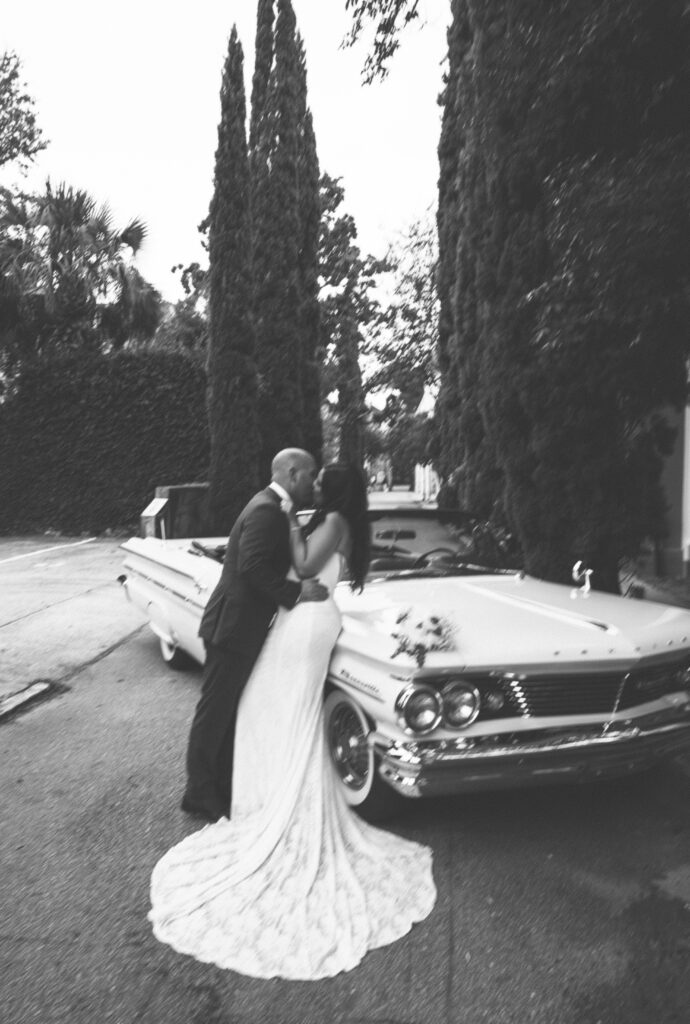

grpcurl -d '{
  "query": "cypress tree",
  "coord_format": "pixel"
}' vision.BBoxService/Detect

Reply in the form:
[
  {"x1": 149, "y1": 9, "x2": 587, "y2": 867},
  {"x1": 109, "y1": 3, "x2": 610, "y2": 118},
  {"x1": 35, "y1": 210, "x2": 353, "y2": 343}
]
[
  {"x1": 250, "y1": 0, "x2": 278, "y2": 479},
  {"x1": 435, "y1": 0, "x2": 503, "y2": 517},
  {"x1": 444, "y1": 0, "x2": 690, "y2": 588},
  {"x1": 206, "y1": 26, "x2": 259, "y2": 532},
  {"x1": 249, "y1": 0, "x2": 274, "y2": 160},
  {"x1": 435, "y1": 1, "x2": 466, "y2": 483},
  {"x1": 252, "y1": 0, "x2": 305, "y2": 477},
  {"x1": 295, "y1": 32, "x2": 322, "y2": 462}
]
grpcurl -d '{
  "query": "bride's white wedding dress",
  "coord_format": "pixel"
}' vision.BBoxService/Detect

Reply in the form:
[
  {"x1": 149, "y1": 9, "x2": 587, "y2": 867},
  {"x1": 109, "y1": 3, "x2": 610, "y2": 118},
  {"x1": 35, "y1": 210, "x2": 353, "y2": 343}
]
[{"x1": 149, "y1": 552, "x2": 436, "y2": 980}]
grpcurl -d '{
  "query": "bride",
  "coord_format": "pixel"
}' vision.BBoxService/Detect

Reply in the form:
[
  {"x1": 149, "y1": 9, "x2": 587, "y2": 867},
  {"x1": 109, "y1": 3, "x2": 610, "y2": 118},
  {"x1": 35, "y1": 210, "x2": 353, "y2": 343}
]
[{"x1": 149, "y1": 464, "x2": 436, "y2": 980}]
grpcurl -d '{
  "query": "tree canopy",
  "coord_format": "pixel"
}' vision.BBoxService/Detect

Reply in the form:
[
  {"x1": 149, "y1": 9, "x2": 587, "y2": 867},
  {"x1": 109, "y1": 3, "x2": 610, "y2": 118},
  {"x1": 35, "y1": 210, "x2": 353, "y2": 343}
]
[
  {"x1": 364, "y1": 215, "x2": 439, "y2": 414},
  {"x1": 0, "y1": 52, "x2": 46, "y2": 169},
  {"x1": 343, "y1": 0, "x2": 421, "y2": 81},
  {"x1": 346, "y1": 0, "x2": 690, "y2": 589},
  {"x1": 0, "y1": 181, "x2": 160, "y2": 384},
  {"x1": 318, "y1": 173, "x2": 387, "y2": 466}
]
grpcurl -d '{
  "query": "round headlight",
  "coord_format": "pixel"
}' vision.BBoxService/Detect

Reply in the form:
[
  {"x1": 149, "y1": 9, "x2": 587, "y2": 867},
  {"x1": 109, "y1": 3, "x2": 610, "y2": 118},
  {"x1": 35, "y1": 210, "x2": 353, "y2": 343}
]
[
  {"x1": 442, "y1": 682, "x2": 480, "y2": 728},
  {"x1": 396, "y1": 685, "x2": 442, "y2": 734}
]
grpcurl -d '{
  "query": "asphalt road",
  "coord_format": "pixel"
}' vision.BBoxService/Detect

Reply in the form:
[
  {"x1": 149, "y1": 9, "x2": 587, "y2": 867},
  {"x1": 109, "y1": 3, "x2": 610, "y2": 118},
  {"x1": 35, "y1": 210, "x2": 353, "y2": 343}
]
[
  {"x1": 0, "y1": 535, "x2": 144, "y2": 705},
  {"x1": 1, "y1": 537, "x2": 689, "y2": 1024}
]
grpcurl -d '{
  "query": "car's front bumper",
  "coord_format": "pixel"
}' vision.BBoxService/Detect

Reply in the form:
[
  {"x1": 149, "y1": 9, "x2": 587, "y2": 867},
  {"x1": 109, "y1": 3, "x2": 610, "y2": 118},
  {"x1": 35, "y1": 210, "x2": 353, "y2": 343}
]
[{"x1": 370, "y1": 704, "x2": 690, "y2": 797}]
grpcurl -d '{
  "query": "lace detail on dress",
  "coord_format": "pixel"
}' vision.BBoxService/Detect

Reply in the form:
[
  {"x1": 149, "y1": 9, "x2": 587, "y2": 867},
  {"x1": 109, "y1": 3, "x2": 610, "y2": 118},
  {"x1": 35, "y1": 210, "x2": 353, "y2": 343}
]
[{"x1": 149, "y1": 551, "x2": 436, "y2": 979}]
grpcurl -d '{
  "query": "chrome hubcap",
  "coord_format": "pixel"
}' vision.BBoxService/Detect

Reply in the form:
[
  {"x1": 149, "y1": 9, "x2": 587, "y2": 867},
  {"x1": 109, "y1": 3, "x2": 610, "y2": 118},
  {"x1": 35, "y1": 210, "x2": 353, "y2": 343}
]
[{"x1": 328, "y1": 703, "x2": 370, "y2": 791}]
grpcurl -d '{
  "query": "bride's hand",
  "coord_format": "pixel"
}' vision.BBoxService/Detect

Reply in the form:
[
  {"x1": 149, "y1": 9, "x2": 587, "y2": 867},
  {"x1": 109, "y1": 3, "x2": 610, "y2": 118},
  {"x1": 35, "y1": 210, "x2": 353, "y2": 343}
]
[{"x1": 299, "y1": 578, "x2": 328, "y2": 602}]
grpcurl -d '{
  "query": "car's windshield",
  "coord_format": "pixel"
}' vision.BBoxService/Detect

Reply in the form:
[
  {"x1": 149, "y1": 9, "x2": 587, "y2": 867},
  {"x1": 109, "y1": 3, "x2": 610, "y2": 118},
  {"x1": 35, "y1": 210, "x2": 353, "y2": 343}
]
[
  {"x1": 365, "y1": 508, "x2": 521, "y2": 577},
  {"x1": 193, "y1": 507, "x2": 520, "y2": 576}
]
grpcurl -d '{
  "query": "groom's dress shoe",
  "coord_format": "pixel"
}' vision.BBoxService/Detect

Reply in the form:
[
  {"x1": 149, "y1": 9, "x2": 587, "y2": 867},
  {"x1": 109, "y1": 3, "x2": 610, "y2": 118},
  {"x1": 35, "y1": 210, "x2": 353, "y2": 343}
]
[{"x1": 180, "y1": 795, "x2": 226, "y2": 822}]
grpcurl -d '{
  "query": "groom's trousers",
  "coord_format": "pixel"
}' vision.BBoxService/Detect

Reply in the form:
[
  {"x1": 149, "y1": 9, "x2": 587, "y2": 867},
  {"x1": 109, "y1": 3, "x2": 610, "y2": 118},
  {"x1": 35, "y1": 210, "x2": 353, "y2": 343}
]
[{"x1": 184, "y1": 641, "x2": 259, "y2": 815}]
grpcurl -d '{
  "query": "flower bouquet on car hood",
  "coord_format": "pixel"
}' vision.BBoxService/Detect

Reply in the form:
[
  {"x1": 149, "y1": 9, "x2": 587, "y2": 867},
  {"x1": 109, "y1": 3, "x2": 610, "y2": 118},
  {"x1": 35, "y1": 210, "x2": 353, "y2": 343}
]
[{"x1": 389, "y1": 606, "x2": 457, "y2": 668}]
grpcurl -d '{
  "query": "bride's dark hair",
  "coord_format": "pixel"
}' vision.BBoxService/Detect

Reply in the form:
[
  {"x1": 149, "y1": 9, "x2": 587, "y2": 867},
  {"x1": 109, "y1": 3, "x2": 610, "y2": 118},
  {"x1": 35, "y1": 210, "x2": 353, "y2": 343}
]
[{"x1": 303, "y1": 463, "x2": 371, "y2": 592}]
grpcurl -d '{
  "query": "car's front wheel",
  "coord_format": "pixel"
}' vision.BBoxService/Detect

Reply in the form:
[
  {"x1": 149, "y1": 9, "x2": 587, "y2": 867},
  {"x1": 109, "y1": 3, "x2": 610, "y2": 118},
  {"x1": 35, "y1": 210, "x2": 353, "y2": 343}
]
[
  {"x1": 323, "y1": 689, "x2": 405, "y2": 822},
  {"x1": 159, "y1": 635, "x2": 192, "y2": 669}
]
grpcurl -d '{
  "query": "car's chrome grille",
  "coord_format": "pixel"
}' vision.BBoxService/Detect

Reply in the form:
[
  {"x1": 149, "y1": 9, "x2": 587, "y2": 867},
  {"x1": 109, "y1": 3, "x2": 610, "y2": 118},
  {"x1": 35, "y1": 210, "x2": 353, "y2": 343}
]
[
  {"x1": 498, "y1": 674, "x2": 624, "y2": 718},
  {"x1": 619, "y1": 662, "x2": 688, "y2": 709}
]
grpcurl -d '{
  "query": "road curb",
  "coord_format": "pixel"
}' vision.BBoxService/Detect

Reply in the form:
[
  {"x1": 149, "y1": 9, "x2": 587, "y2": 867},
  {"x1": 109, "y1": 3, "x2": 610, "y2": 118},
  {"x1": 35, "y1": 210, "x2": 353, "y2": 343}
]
[
  {"x1": 0, "y1": 680, "x2": 52, "y2": 719},
  {"x1": 0, "y1": 624, "x2": 146, "y2": 722}
]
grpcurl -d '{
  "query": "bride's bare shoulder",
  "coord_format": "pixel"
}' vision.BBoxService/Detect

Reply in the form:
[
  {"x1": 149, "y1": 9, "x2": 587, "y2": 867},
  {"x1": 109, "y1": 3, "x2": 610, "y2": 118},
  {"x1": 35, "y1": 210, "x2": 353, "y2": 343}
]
[
  {"x1": 323, "y1": 510, "x2": 348, "y2": 533},
  {"x1": 324, "y1": 511, "x2": 351, "y2": 554}
]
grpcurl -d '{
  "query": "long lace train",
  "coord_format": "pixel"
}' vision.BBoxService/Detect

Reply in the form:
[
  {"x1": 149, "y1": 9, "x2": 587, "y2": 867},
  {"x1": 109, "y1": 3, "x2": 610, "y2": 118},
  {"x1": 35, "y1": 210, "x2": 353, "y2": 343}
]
[{"x1": 149, "y1": 554, "x2": 436, "y2": 979}]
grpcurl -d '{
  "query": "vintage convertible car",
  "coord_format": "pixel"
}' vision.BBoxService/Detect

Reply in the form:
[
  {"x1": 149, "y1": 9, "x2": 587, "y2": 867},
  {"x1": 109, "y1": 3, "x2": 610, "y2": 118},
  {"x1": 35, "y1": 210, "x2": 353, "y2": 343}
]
[{"x1": 120, "y1": 503, "x2": 690, "y2": 819}]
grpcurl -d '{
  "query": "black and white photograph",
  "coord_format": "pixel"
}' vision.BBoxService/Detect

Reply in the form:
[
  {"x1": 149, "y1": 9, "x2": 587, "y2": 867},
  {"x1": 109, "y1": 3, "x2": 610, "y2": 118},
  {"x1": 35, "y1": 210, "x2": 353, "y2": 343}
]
[{"x1": 1, "y1": 2, "x2": 689, "y2": 1022}]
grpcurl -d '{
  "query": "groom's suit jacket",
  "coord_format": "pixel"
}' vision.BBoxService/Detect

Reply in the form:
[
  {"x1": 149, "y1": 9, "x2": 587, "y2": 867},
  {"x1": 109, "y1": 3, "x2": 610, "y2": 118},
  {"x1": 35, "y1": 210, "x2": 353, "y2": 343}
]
[{"x1": 198, "y1": 487, "x2": 301, "y2": 657}]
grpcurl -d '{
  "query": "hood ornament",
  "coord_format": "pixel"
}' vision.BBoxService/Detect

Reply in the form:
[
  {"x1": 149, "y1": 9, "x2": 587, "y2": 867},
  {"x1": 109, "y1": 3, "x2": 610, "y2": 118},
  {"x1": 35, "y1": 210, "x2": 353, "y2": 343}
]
[{"x1": 572, "y1": 560, "x2": 593, "y2": 594}]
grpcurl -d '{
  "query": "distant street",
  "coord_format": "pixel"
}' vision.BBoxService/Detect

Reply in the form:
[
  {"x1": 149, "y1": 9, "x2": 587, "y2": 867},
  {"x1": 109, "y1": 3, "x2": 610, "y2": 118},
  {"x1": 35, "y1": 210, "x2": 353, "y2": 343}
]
[{"x1": 1, "y1": 531, "x2": 689, "y2": 1024}]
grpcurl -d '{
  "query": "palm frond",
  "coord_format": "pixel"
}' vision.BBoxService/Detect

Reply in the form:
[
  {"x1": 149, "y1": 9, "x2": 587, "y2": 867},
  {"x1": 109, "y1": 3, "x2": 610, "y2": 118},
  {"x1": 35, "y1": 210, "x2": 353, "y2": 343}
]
[{"x1": 119, "y1": 217, "x2": 147, "y2": 253}]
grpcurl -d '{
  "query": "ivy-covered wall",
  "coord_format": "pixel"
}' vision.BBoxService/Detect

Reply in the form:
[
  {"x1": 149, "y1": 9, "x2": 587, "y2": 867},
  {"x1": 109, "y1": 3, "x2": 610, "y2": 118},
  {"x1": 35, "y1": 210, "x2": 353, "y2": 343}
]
[{"x1": 0, "y1": 351, "x2": 209, "y2": 534}]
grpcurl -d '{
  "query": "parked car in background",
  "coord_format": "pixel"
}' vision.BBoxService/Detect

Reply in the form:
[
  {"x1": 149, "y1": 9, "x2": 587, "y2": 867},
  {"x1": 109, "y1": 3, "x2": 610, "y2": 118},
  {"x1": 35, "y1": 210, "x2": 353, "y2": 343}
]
[{"x1": 120, "y1": 503, "x2": 690, "y2": 819}]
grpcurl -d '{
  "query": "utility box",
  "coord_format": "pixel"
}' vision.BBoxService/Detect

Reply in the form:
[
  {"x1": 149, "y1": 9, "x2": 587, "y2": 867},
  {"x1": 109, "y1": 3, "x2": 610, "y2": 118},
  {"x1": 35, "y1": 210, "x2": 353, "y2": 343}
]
[
  {"x1": 140, "y1": 497, "x2": 169, "y2": 538},
  {"x1": 140, "y1": 483, "x2": 210, "y2": 539}
]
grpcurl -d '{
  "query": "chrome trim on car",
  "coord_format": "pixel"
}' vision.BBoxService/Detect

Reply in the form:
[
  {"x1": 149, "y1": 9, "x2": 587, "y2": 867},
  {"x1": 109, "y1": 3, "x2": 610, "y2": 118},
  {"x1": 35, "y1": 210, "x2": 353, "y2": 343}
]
[
  {"x1": 330, "y1": 671, "x2": 386, "y2": 704},
  {"x1": 368, "y1": 707, "x2": 690, "y2": 798}
]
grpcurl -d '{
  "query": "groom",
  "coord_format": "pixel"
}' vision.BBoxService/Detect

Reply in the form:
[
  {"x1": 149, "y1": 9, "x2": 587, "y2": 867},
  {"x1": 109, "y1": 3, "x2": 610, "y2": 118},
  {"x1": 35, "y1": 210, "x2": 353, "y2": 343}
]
[{"x1": 181, "y1": 448, "x2": 328, "y2": 822}]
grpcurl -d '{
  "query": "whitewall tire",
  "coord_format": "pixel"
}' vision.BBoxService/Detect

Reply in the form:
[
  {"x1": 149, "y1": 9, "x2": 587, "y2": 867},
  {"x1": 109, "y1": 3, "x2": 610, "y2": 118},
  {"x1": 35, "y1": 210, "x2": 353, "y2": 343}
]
[{"x1": 323, "y1": 689, "x2": 404, "y2": 821}]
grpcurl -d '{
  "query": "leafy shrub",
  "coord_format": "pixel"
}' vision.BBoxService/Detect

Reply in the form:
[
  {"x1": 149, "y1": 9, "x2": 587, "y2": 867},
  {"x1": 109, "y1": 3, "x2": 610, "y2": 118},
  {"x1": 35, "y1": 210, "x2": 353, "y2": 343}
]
[{"x1": 0, "y1": 351, "x2": 209, "y2": 534}]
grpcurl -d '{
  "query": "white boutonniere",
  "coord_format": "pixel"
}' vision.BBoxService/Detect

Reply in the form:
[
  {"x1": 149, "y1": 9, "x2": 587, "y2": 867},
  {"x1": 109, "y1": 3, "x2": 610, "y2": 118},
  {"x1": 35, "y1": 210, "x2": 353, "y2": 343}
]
[{"x1": 391, "y1": 606, "x2": 456, "y2": 668}]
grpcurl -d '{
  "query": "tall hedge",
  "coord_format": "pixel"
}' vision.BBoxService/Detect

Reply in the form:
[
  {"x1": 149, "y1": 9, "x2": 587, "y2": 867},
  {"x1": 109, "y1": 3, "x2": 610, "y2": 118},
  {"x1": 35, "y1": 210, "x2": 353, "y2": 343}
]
[{"x1": 0, "y1": 351, "x2": 208, "y2": 534}]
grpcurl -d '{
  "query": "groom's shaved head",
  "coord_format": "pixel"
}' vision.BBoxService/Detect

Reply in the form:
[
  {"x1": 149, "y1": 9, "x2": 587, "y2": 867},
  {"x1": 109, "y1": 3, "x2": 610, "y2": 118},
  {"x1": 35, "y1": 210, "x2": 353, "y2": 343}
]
[
  {"x1": 272, "y1": 448, "x2": 318, "y2": 507},
  {"x1": 271, "y1": 448, "x2": 314, "y2": 478}
]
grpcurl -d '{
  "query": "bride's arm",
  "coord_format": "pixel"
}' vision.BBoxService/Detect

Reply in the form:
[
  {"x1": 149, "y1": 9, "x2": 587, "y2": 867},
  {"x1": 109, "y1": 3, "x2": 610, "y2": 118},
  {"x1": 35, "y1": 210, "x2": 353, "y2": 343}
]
[{"x1": 289, "y1": 511, "x2": 346, "y2": 578}]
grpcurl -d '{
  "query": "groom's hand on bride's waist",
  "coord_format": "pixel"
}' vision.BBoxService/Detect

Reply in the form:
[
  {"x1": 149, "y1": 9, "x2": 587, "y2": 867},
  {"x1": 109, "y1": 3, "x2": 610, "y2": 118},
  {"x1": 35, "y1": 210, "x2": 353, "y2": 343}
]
[{"x1": 297, "y1": 579, "x2": 329, "y2": 603}]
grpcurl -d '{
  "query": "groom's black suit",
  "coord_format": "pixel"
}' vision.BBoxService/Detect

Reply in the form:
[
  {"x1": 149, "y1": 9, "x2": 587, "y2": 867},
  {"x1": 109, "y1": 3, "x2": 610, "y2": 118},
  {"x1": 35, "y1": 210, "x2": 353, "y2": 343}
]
[{"x1": 184, "y1": 487, "x2": 302, "y2": 815}]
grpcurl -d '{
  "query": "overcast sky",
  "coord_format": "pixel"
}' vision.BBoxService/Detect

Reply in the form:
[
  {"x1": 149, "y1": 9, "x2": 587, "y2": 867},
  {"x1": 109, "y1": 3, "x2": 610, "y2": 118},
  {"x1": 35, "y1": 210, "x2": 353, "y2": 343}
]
[{"x1": 1, "y1": 1, "x2": 449, "y2": 301}]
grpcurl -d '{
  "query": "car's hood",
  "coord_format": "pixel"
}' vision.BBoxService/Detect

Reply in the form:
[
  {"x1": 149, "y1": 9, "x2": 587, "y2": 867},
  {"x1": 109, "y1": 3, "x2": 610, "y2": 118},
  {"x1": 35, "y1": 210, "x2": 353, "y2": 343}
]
[{"x1": 334, "y1": 573, "x2": 690, "y2": 671}]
